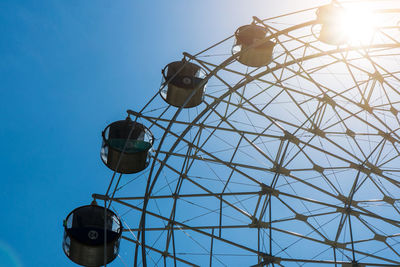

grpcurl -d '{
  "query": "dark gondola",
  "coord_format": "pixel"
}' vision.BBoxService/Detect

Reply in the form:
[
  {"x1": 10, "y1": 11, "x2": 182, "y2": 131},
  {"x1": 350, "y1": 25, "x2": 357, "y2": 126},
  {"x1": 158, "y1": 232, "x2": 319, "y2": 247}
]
[
  {"x1": 232, "y1": 24, "x2": 275, "y2": 67},
  {"x1": 160, "y1": 60, "x2": 207, "y2": 108},
  {"x1": 63, "y1": 203, "x2": 122, "y2": 266},
  {"x1": 101, "y1": 117, "x2": 154, "y2": 174}
]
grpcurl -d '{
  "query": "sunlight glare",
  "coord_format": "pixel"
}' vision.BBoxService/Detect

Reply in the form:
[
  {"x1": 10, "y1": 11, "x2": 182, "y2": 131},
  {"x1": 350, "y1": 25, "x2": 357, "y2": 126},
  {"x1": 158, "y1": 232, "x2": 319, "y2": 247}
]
[{"x1": 340, "y1": 6, "x2": 377, "y2": 44}]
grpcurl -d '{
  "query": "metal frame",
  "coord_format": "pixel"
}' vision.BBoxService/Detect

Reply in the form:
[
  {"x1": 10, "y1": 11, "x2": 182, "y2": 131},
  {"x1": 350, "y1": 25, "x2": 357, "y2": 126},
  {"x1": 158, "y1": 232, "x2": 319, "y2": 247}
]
[{"x1": 94, "y1": 2, "x2": 400, "y2": 266}]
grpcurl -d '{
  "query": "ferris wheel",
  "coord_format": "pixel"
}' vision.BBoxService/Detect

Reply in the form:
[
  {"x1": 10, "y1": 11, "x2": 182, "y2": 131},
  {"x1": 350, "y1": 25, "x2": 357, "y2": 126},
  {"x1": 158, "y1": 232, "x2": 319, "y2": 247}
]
[{"x1": 63, "y1": 1, "x2": 400, "y2": 266}]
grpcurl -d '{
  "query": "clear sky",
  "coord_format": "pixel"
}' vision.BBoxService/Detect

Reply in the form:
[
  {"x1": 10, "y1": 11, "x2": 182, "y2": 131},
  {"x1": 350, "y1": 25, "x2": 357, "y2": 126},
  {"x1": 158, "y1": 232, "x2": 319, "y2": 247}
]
[{"x1": 0, "y1": 0, "x2": 328, "y2": 266}]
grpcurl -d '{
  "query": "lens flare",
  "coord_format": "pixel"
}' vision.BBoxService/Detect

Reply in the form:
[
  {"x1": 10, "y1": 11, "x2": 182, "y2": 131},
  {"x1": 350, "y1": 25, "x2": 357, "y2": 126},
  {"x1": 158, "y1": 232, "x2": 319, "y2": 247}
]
[{"x1": 0, "y1": 241, "x2": 23, "y2": 267}]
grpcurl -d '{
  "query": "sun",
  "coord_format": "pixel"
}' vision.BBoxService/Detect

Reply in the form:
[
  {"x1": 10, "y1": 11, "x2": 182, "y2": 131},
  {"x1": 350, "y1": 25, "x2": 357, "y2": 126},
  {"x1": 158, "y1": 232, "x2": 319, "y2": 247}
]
[
  {"x1": 340, "y1": 6, "x2": 377, "y2": 44},
  {"x1": 317, "y1": 3, "x2": 380, "y2": 45}
]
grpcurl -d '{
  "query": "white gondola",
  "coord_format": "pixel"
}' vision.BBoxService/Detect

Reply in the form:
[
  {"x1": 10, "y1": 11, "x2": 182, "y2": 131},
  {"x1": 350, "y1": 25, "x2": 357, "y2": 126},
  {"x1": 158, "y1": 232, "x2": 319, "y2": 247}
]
[{"x1": 316, "y1": 4, "x2": 347, "y2": 45}]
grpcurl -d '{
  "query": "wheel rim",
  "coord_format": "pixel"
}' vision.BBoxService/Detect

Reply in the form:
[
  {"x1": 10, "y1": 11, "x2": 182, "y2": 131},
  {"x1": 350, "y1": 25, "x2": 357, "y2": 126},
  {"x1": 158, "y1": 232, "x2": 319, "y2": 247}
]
[{"x1": 98, "y1": 3, "x2": 400, "y2": 266}]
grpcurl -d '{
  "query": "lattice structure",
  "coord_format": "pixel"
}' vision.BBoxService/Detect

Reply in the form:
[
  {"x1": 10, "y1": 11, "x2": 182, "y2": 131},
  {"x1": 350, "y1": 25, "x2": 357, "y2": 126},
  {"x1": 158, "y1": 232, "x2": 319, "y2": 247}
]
[{"x1": 94, "y1": 2, "x2": 400, "y2": 266}]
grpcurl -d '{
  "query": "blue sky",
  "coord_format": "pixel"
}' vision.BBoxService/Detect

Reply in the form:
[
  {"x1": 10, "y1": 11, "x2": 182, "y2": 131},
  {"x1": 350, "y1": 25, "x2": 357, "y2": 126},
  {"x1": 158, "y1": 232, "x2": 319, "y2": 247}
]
[{"x1": 0, "y1": 0, "x2": 324, "y2": 266}]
